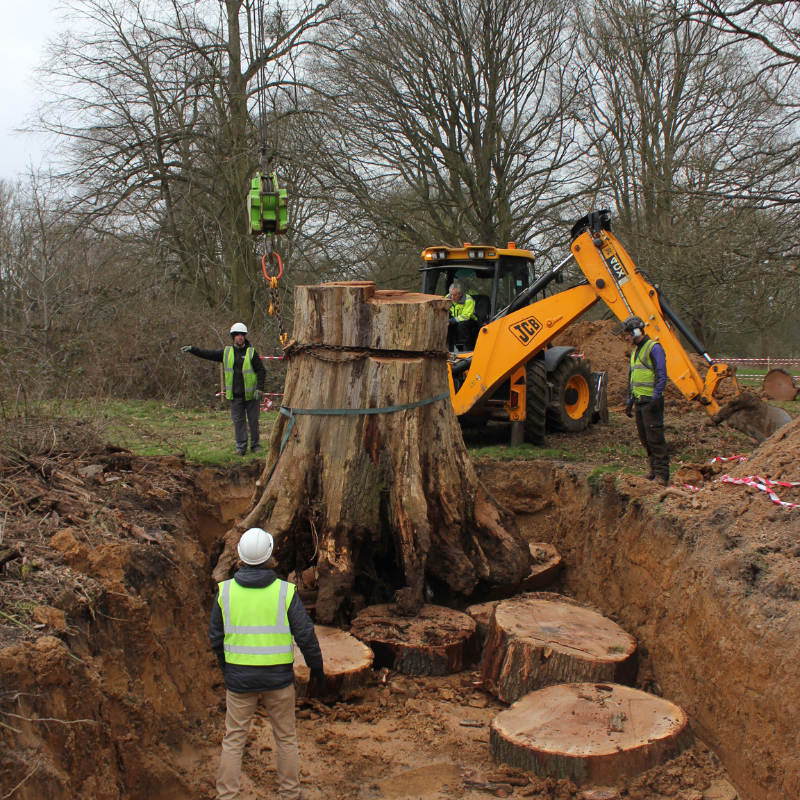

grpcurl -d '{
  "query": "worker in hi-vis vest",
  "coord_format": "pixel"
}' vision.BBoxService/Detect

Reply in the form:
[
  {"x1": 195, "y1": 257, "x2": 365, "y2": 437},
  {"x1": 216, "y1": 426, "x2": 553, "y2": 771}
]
[
  {"x1": 446, "y1": 282, "x2": 479, "y2": 351},
  {"x1": 181, "y1": 323, "x2": 267, "y2": 455},
  {"x1": 620, "y1": 315, "x2": 670, "y2": 486},
  {"x1": 209, "y1": 528, "x2": 324, "y2": 800}
]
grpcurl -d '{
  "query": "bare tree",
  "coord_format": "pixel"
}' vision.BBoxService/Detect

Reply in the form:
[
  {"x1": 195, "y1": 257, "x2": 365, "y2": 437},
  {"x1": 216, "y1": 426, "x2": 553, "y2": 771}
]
[
  {"x1": 575, "y1": 0, "x2": 800, "y2": 347},
  {"x1": 34, "y1": 0, "x2": 336, "y2": 320},
  {"x1": 304, "y1": 0, "x2": 586, "y2": 253}
]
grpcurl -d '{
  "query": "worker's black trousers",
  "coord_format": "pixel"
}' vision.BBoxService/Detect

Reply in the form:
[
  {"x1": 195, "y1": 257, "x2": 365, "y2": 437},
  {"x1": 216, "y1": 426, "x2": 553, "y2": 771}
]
[
  {"x1": 634, "y1": 398, "x2": 670, "y2": 481},
  {"x1": 230, "y1": 397, "x2": 260, "y2": 453},
  {"x1": 447, "y1": 319, "x2": 479, "y2": 352}
]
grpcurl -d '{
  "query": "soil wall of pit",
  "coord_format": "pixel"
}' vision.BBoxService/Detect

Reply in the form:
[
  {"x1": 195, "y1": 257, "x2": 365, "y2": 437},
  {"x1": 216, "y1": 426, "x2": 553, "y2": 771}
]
[
  {"x1": 0, "y1": 464, "x2": 259, "y2": 800},
  {"x1": 478, "y1": 460, "x2": 800, "y2": 800}
]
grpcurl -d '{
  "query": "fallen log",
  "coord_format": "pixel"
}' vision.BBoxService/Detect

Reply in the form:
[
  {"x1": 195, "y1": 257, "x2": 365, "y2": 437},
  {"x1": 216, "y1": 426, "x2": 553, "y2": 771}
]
[
  {"x1": 490, "y1": 683, "x2": 693, "y2": 784},
  {"x1": 294, "y1": 625, "x2": 373, "y2": 701},
  {"x1": 350, "y1": 603, "x2": 478, "y2": 675},
  {"x1": 211, "y1": 282, "x2": 530, "y2": 622},
  {"x1": 480, "y1": 593, "x2": 637, "y2": 704}
]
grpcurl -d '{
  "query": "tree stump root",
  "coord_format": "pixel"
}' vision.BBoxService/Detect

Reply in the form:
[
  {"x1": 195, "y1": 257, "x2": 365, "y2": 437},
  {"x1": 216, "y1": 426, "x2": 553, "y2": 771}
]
[
  {"x1": 294, "y1": 625, "x2": 373, "y2": 701},
  {"x1": 490, "y1": 683, "x2": 693, "y2": 784},
  {"x1": 480, "y1": 593, "x2": 637, "y2": 704},
  {"x1": 350, "y1": 603, "x2": 478, "y2": 675}
]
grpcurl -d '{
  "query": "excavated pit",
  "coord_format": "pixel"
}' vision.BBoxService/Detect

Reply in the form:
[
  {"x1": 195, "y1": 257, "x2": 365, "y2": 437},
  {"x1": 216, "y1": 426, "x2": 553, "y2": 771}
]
[{"x1": 1, "y1": 452, "x2": 797, "y2": 799}]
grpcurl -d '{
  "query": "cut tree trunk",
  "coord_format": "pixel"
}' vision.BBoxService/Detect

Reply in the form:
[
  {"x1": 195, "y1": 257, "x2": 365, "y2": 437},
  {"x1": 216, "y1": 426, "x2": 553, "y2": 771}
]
[
  {"x1": 212, "y1": 282, "x2": 530, "y2": 622},
  {"x1": 490, "y1": 683, "x2": 693, "y2": 784},
  {"x1": 466, "y1": 601, "x2": 501, "y2": 648},
  {"x1": 481, "y1": 593, "x2": 637, "y2": 704},
  {"x1": 763, "y1": 369, "x2": 798, "y2": 402},
  {"x1": 350, "y1": 603, "x2": 478, "y2": 675},
  {"x1": 294, "y1": 625, "x2": 373, "y2": 701}
]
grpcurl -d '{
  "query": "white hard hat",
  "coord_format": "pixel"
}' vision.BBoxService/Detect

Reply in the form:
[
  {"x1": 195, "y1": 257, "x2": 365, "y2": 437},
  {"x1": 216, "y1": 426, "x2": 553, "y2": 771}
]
[
  {"x1": 230, "y1": 322, "x2": 248, "y2": 335},
  {"x1": 238, "y1": 528, "x2": 274, "y2": 565}
]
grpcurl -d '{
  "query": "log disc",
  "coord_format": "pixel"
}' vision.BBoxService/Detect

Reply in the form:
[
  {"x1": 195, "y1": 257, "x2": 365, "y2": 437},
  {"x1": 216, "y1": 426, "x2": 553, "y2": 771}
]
[
  {"x1": 294, "y1": 625, "x2": 373, "y2": 701},
  {"x1": 350, "y1": 604, "x2": 478, "y2": 675},
  {"x1": 490, "y1": 683, "x2": 693, "y2": 784},
  {"x1": 762, "y1": 368, "x2": 799, "y2": 401},
  {"x1": 466, "y1": 601, "x2": 500, "y2": 647},
  {"x1": 480, "y1": 593, "x2": 637, "y2": 704},
  {"x1": 483, "y1": 543, "x2": 563, "y2": 601}
]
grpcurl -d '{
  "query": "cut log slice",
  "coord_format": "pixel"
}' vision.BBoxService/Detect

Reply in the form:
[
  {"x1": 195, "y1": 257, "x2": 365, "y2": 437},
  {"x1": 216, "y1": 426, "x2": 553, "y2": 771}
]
[
  {"x1": 490, "y1": 683, "x2": 693, "y2": 784},
  {"x1": 294, "y1": 625, "x2": 373, "y2": 701},
  {"x1": 480, "y1": 593, "x2": 637, "y2": 704},
  {"x1": 763, "y1": 368, "x2": 799, "y2": 402},
  {"x1": 350, "y1": 604, "x2": 478, "y2": 675},
  {"x1": 520, "y1": 543, "x2": 563, "y2": 592},
  {"x1": 484, "y1": 543, "x2": 563, "y2": 600},
  {"x1": 466, "y1": 601, "x2": 500, "y2": 648}
]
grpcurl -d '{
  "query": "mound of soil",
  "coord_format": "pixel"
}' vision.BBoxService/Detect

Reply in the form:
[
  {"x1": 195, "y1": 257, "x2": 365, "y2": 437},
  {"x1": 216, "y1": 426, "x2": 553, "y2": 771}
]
[
  {"x1": 552, "y1": 320, "x2": 732, "y2": 411},
  {"x1": 729, "y1": 415, "x2": 800, "y2": 483}
]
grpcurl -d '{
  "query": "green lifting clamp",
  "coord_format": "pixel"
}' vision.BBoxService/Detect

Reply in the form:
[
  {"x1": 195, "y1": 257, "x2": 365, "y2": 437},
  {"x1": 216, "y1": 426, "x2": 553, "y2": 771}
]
[{"x1": 248, "y1": 172, "x2": 287, "y2": 236}]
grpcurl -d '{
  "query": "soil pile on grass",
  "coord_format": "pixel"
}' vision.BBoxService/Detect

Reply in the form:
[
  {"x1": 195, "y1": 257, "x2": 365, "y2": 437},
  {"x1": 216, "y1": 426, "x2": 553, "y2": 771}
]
[
  {"x1": 729, "y1": 415, "x2": 800, "y2": 483},
  {"x1": 553, "y1": 320, "x2": 731, "y2": 411}
]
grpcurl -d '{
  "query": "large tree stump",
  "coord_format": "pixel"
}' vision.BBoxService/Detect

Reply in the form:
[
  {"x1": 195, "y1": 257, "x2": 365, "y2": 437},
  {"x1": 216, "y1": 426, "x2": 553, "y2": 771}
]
[
  {"x1": 489, "y1": 683, "x2": 693, "y2": 784},
  {"x1": 481, "y1": 593, "x2": 637, "y2": 704},
  {"x1": 212, "y1": 282, "x2": 530, "y2": 622},
  {"x1": 294, "y1": 625, "x2": 373, "y2": 701},
  {"x1": 350, "y1": 603, "x2": 478, "y2": 675}
]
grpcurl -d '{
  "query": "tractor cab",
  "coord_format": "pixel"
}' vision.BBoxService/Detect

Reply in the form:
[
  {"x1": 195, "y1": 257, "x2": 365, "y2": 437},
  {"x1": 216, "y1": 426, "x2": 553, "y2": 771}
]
[{"x1": 420, "y1": 244, "x2": 535, "y2": 347}]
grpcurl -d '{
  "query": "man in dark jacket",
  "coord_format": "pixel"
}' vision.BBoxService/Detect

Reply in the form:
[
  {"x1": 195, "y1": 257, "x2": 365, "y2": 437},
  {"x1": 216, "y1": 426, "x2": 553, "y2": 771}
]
[
  {"x1": 209, "y1": 527, "x2": 324, "y2": 800},
  {"x1": 620, "y1": 315, "x2": 670, "y2": 486},
  {"x1": 181, "y1": 322, "x2": 267, "y2": 455}
]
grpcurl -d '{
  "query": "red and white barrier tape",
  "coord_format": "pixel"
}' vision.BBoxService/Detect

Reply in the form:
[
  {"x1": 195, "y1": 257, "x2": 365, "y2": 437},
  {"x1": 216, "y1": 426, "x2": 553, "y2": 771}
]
[
  {"x1": 711, "y1": 358, "x2": 800, "y2": 364},
  {"x1": 719, "y1": 475, "x2": 800, "y2": 509},
  {"x1": 261, "y1": 356, "x2": 284, "y2": 360},
  {"x1": 709, "y1": 455, "x2": 748, "y2": 464}
]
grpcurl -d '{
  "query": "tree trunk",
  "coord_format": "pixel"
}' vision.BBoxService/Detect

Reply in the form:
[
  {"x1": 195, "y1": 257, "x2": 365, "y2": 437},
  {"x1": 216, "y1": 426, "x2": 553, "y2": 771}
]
[
  {"x1": 490, "y1": 684, "x2": 693, "y2": 784},
  {"x1": 212, "y1": 281, "x2": 530, "y2": 622},
  {"x1": 480, "y1": 593, "x2": 638, "y2": 704}
]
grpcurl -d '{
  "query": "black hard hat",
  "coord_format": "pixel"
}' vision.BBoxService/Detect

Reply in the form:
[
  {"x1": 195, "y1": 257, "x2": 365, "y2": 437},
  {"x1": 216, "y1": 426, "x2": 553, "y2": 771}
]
[{"x1": 622, "y1": 315, "x2": 645, "y2": 333}]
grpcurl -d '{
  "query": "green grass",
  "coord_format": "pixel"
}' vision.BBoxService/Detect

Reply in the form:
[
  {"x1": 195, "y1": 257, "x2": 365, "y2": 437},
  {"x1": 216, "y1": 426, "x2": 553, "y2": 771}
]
[
  {"x1": 49, "y1": 399, "x2": 280, "y2": 465},
  {"x1": 587, "y1": 465, "x2": 619, "y2": 489},
  {"x1": 469, "y1": 443, "x2": 581, "y2": 461}
]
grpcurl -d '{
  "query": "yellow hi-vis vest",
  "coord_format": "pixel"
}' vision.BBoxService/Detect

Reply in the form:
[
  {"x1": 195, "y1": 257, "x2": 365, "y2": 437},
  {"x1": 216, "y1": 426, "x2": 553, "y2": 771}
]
[
  {"x1": 630, "y1": 338, "x2": 656, "y2": 400},
  {"x1": 223, "y1": 345, "x2": 258, "y2": 401},
  {"x1": 218, "y1": 578, "x2": 296, "y2": 666}
]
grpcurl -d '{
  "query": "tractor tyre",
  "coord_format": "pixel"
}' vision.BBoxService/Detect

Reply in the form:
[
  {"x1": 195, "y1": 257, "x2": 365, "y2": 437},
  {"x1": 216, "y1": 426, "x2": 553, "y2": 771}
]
[
  {"x1": 546, "y1": 356, "x2": 596, "y2": 433},
  {"x1": 524, "y1": 357, "x2": 547, "y2": 445}
]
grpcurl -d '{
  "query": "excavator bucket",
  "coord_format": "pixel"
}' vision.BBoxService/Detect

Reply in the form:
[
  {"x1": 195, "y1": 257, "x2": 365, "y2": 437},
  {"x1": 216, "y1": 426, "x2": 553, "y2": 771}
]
[{"x1": 712, "y1": 392, "x2": 792, "y2": 444}]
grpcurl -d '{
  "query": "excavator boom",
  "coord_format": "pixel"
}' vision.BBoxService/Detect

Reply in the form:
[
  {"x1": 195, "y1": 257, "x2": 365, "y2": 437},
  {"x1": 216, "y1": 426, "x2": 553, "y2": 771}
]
[{"x1": 448, "y1": 211, "x2": 790, "y2": 442}]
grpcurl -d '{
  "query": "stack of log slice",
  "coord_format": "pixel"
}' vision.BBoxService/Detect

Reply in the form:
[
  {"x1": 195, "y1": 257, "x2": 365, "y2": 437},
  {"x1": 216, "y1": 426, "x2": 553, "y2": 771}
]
[
  {"x1": 484, "y1": 542, "x2": 563, "y2": 600},
  {"x1": 294, "y1": 625, "x2": 373, "y2": 701},
  {"x1": 350, "y1": 604, "x2": 478, "y2": 675},
  {"x1": 490, "y1": 683, "x2": 693, "y2": 784},
  {"x1": 480, "y1": 593, "x2": 637, "y2": 703}
]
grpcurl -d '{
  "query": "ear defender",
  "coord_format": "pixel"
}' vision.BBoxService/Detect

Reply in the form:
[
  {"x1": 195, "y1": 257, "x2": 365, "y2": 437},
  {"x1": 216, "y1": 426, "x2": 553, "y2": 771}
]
[{"x1": 632, "y1": 328, "x2": 642, "y2": 337}]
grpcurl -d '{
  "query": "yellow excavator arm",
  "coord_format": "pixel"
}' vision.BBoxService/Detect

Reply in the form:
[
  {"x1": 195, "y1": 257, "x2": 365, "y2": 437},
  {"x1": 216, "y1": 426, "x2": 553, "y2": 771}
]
[{"x1": 451, "y1": 212, "x2": 737, "y2": 420}]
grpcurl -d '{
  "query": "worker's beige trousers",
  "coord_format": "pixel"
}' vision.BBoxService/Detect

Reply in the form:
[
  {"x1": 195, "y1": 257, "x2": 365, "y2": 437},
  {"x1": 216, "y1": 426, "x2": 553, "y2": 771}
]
[{"x1": 216, "y1": 684, "x2": 300, "y2": 800}]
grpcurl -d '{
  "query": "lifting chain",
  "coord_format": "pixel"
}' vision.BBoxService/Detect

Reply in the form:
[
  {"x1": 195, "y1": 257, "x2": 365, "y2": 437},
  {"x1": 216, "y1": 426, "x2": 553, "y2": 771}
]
[{"x1": 261, "y1": 237, "x2": 288, "y2": 349}]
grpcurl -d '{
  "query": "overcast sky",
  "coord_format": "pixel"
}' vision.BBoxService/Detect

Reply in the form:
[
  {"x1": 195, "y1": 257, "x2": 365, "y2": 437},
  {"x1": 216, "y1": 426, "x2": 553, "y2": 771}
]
[{"x1": 0, "y1": 0, "x2": 62, "y2": 181}]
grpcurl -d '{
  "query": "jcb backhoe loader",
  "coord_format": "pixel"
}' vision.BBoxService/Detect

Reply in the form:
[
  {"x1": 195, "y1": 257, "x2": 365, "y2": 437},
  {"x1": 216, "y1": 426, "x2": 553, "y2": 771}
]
[{"x1": 421, "y1": 210, "x2": 791, "y2": 444}]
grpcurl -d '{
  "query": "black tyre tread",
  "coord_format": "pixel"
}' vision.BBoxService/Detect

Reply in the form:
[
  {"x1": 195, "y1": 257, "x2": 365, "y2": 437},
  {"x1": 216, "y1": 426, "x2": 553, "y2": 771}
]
[
  {"x1": 546, "y1": 357, "x2": 596, "y2": 433},
  {"x1": 524, "y1": 357, "x2": 547, "y2": 445}
]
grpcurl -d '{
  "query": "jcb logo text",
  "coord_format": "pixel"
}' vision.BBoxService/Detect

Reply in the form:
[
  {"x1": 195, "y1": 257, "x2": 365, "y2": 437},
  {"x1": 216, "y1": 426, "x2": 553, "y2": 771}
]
[{"x1": 509, "y1": 315, "x2": 542, "y2": 345}]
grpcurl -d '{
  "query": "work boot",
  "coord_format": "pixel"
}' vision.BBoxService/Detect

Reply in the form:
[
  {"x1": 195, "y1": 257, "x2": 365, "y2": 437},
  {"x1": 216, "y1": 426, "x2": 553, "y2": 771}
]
[
  {"x1": 645, "y1": 471, "x2": 656, "y2": 481},
  {"x1": 251, "y1": 445, "x2": 262, "y2": 454},
  {"x1": 653, "y1": 476, "x2": 669, "y2": 487},
  {"x1": 236, "y1": 448, "x2": 247, "y2": 456}
]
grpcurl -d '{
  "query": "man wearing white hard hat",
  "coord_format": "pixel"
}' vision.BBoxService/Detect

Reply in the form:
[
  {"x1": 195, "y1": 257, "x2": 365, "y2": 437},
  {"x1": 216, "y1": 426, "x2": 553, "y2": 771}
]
[
  {"x1": 209, "y1": 527, "x2": 324, "y2": 800},
  {"x1": 181, "y1": 323, "x2": 267, "y2": 455}
]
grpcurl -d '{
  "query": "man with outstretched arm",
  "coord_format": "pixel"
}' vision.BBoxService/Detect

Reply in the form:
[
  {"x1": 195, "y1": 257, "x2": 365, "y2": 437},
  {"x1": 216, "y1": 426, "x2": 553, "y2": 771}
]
[
  {"x1": 181, "y1": 323, "x2": 266, "y2": 455},
  {"x1": 620, "y1": 315, "x2": 670, "y2": 486},
  {"x1": 209, "y1": 527, "x2": 325, "y2": 800}
]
